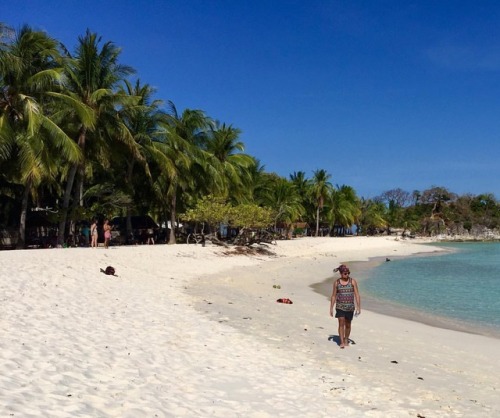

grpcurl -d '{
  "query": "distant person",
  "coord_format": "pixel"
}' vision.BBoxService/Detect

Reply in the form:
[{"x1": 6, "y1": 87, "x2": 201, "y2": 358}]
[
  {"x1": 103, "y1": 219, "x2": 112, "y2": 249},
  {"x1": 329, "y1": 264, "x2": 361, "y2": 349},
  {"x1": 147, "y1": 228, "x2": 155, "y2": 245},
  {"x1": 90, "y1": 219, "x2": 98, "y2": 248},
  {"x1": 81, "y1": 224, "x2": 90, "y2": 247}
]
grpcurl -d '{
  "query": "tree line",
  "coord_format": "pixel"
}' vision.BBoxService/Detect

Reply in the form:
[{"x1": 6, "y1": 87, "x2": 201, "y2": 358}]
[{"x1": 1, "y1": 24, "x2": 499, "y2": 249}]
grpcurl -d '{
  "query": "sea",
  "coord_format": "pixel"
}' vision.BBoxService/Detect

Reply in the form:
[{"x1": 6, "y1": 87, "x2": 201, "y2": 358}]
[{"x1": 359, "y1": 242, "x2": 500, "y2": 338}]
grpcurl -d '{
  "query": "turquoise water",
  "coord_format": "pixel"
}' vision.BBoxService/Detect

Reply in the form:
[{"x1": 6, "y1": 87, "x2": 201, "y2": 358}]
[{"x1": 362, "y1": 242, "x2": 500, "y2": 334}]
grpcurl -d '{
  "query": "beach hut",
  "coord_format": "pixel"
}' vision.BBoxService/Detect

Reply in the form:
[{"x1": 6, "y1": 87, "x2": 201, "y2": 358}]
[{"x1": 292, "y1": 222, "x2": 310, "y2": 237}]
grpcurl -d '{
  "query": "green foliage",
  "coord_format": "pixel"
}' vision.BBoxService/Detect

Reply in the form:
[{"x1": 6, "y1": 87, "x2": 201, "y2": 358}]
[
  {"x1": 259, "y1": 177, "x2": 304, "y2": 227},
  {"x1": 328, "y1": 185, "x2": 361, "y2": 232},
  {"x1": 294, "y1": 227, "x2": 304, "y2": 235},
  {"x1": 84, "y1": 183, "x2": 133, "y2": 215},
  {"x1": 358, "y1": 199, "x2": 387, "y2": 235},
  {"x1": 229, "y1": 204, "x2": 273, "y2": 228},
  {"x1": 309, "y1": 169, "x2": 333, "y2": 236},
  {"x1": 181, "y1": 195, "x2": 273, "y2": 229},
  {"x1": 2, "y1": 23, "x2": 500, "y2": 246},
  {"x1": 182, "y1": 195, "x2": 231, "y2": 226},
  {"x1": 68, "y1": 205, "x2": 94, "y2": 223}
]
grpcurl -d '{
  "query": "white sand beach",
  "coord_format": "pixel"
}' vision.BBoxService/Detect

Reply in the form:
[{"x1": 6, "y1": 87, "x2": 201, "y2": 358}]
[{"x1": 1, "y1": 237, "x2": 499, "y2": 417}]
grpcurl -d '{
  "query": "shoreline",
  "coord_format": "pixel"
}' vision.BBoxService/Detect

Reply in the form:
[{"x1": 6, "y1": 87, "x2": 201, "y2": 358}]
[
  {"x1": 187, "y1": 237, "x2": 500, "y2": 415},
  {"x1": 2, "y1": 237, "x2": 500, "y2": 416},
  {"x1": 311, "y1": 252, "x2": 500, "y2": 340}
]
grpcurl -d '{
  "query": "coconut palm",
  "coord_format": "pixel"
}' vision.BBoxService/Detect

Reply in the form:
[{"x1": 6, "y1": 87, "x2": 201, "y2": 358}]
[
  {"x1": 290, "y1": 170, "x2": 315, "y2": 225},
  {"x1": 358, "y1": 198, "x2": 387, "y2": 235},
  {"x1": 261, "y1": 177, "x2": 304, "y2": 234},
  {"x1": 309, "y1": 169, "x2": 333, "y2": 236},
  {"x1": 204, "y1": 122, "x2": 254, "y2": 203},
  {"x1": 53, "y1": 29, "x2": 135, "y2": 245},
  {"x1": 158, "y1": 101, "x2": 211, "y2": 244},
  {"x1": 289, "y1": 171, "x2": 308, "y2": 195},
  {"x1": 0, "y1": 25, "x2": 81, "y2": 248},
  {"x1": 116, "y1": 79, "x2": 166, "y2": 237},
  {"x1": 328, "y1": 185, "x2": 360, "y2": 236}
]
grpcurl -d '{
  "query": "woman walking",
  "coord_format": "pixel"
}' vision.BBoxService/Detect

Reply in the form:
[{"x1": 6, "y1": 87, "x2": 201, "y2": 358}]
[{"x1": 329, "y1": 264, "x2": 361, "y2": 349}]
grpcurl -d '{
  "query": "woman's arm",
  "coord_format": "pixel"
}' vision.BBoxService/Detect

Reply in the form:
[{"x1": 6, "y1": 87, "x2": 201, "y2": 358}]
[
  {"x1": 329, "y1": 280, "x2": 338, "y2": 317},
  {"x1": 352, "y1": 278, "x2": 361, "y2": 314}
]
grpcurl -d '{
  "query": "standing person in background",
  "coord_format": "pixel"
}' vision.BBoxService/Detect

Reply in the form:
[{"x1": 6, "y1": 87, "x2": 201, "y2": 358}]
[
  {"x1": 90, "y1": 219, "x2": 98, "y2": 248},
  {"x1": 103, "y1": 219, "x2": 112, "y2": 249},
  {"x1": 147, "y1": 228, "x2": 155, "y2": 245},
  {"x1": 329, "y1": 264, "x2": 361, "y2": 349},
  {"x1": 81, "y1": 223, "x2": 90, "y2": 247}
]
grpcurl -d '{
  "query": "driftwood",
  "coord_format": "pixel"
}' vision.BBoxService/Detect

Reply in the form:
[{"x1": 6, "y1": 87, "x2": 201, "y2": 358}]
[
  {"x1": 185, "y1": 232, "x2": 229, "y2": 247},
  {"x1": 185, "y1": 228, "x2": 278, "y2": 248},
  {"x1": 231, "y1": 228, "x2": 277, "y2": 247},
  {"x1": 207, "y1": 234, "x2": 229, "y2": 247}
]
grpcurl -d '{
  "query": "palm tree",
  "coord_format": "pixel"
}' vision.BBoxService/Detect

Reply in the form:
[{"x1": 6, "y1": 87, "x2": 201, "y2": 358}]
[
  {"x1": 261, "y1": 177, "x2": 304, "y2": 234},
  {"x1": 289, "y1": 171, "x2": 308, "y2": 195},
  {"x1": 309, "y1": 169, "x2": 333, "y2": 236},
  {"x1": 54, "y1": 29, "x2": 135, "y2": 246},
  {"x1": 290, "y1": 170, "x2": 315, "y2": 226},
  {"x1": 328, "y1": 185, "x2": 360, "y2": 236},
  {"x1": 0, "y1": 25, "x2": 81, "y2": 248},
  {"x1": 158, "y1": 101, "x2": 211, "y2": 244},
  {"x1": 204, "y1": 122, "x2": 254, "y2": 203},
  {"x1": 358, "y1": 198, "x2": 387, "y2": 235},
  {"x1": 117, "y1": 79, "x2": 165, "y2": 238}
]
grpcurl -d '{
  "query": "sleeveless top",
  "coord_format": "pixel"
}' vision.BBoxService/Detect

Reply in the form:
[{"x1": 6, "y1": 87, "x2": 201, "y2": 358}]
[{"x1": 336, "y1": 278, "x2": 355, "y2": 311}]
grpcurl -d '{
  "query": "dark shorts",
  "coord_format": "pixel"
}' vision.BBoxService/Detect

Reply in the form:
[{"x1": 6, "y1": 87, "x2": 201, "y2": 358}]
[{"x1": 335, "y1": 309, "x2": 354, "y2": 321}]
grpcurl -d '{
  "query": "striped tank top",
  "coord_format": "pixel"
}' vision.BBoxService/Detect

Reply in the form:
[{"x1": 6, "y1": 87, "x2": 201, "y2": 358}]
[{"x1": 336, "y1": 278, "x2": 355, "y2": 311}]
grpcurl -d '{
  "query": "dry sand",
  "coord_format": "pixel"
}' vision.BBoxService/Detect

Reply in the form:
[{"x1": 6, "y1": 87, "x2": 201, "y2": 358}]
[{"x1": 1, "y1": 236, "x2": 499, "y2": 417}]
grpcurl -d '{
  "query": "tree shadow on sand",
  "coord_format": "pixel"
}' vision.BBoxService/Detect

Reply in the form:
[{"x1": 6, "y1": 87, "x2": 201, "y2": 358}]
[{"x1": 328, "y1": 335, "x2": 356, "y2": 346}]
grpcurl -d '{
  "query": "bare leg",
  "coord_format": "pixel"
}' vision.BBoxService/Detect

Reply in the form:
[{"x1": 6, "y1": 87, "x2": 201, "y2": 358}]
[
  {"x1": 345, "y1": 319, "x2": 352, "y2": 346},
  {"x1": 338, "y1": 317, "x2": 346, "y2": 348}
]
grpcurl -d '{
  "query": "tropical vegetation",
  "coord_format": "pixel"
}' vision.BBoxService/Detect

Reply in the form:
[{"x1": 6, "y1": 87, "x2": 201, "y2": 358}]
[{"x1": 1, "y1": 24, "x2": 499, "y2": 249}]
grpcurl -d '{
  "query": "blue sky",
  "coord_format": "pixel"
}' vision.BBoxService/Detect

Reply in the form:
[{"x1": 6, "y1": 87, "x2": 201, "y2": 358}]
[{"x1": 4, "y1": 1, "x2": 500, "y2": 198}]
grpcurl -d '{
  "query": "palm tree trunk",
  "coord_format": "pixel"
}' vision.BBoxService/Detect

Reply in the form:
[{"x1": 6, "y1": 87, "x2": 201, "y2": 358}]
[
  {"x1": 73, "y1": 165, "x2": 85, "y2": 207},
  {"x1": 57, "y1": 163, "x2": 78, "y2": 247},
  {"x1": 164, "y1": 212, "x2": 169, "y2": 244},
  {"x1": 57, "y1": 128, "x2": 86, "y2": 247},
  {"x1": 168, "y1": 192, "x2": 177, "y2": 245},
  {"x1": 316, "y1": 206, "x2": 320, "y2": 237},
  {"x1": 68, "y1": 167, "x2": 84, "y2": 237},
  {"x1": 125, "y1": 160, "x2": 135, "y2": 242},
  {"x1": 16, "y1": 182, "x2": 31, "y2": 249}
]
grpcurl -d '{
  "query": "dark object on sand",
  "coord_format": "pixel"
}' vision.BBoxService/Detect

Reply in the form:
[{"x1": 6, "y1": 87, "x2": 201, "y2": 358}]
[
  {"x1": 100, "y1": 266, "x2": 117, "y2": 276},
  {"x1": 277, "y1": 298, "x2": 293, "y2": 304}
]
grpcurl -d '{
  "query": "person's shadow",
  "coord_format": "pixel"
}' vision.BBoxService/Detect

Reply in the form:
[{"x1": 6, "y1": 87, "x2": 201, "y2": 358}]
[{"x1": 328, "y1": 335, "x2": 356, "y2": 346}]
